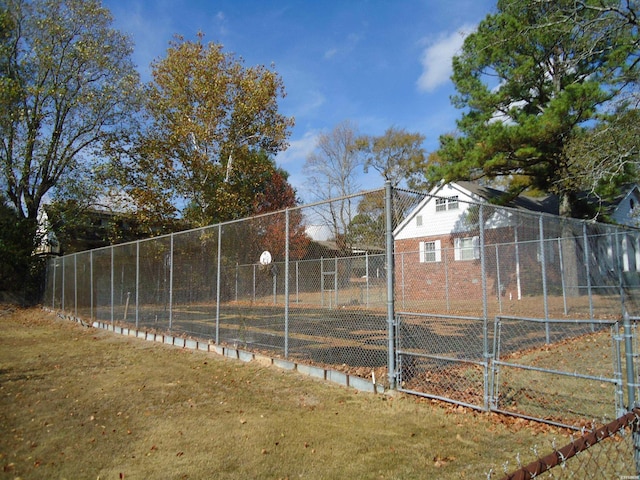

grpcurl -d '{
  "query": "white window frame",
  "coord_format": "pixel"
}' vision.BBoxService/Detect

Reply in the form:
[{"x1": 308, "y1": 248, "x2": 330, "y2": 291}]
[
  {"x1": 454, "y1": 236, "x2": 479, "y2": 261},
  {"x1": 419, "y1": 240, "x2": 441, "y2": 263},
  {"x1": 435, "y1": 196, "x2": 459, "y2": 213}
]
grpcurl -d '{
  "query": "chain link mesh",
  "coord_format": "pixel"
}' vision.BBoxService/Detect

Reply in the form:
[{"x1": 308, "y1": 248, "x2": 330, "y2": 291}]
[
  {"x1": 44, "y1": 186, "x2": 640, "y2": 431},
  {"x1": 44, "y1": 189, "x2": 392, "y2": 381}
]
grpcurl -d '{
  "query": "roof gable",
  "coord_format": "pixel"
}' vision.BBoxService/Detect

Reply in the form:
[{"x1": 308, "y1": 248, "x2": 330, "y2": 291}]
[{"x1": 394, "y1": 181, "x2": 558, "y2": 239}]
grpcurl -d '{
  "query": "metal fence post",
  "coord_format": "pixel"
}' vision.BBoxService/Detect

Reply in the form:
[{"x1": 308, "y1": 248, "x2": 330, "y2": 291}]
[
  {"x1": 622, "y1": 309, "x2": 640, "y2": 475},
  {"x1": 73, "y1": 253, "x2": 77, "y2": 318},
  {"x1": 495, "y1": 244, "x2": 502, "y2": 314},
  {"x1": 334, "y1": 256, "x2": 338, "y2": 307},
  {"x1": 539, "y1": 216, "x2": 550, "y2": 343},
  {"x1": 582, "y1": 223, "x2": 594, "y2": 322},
  {"x1": 215, "y1": 224, "x2": 222, "y2": 345},
  {"x1": 445, "y1": 244, "x2": 450, "y2": 312},
  {"x1": 90, "y1": 251, "x2": 93, "y2": 320},
  {"x1": 169, "y1": 233, "x2": 174, "y2": 331},
  {"x1": 285, "y1": 209, "x2": 290, "y2": 358},
  {"x1": 52, "y1": 259, "x2": 56, "y2": 310},
  {"x1": 61, "y1": 256, "x2": 65, "y2": 313},
  {"x1": 385, "y1": 181, "x2": 396, "y2": 389},
  {"x1": 614, "y1": 229, "x2": 625, "y2": 317},
  {"x1": 235, "y1": 262, "x2": 239, "y2": 302},
  {"x1": 365, "y1": 251, "x2": 370, "y2": 308},
  {"x1": 557, "y1": 237, "x2": 568, "y2": 315},
  {"x1": 514, "y1": 224, "x2": 522, "y2": 300},
  {"x1": 480, "y1": 204, "x2": 487, "y2": 322},
  {"x1": 480, "y1": 204, "x2": 490, "y2": 410},
  {"x1": 110, "y1": 246, "x2": 114, "y2": 327},
  {"x1": 400, "y1": 251, "x2": 405, "y2": 310},
  {"x1": 624, "y1": 311, "x2": 637, "y2": 409},
  {"x1": 135, "y1": 241, "x2": 139, "y2": 329},
  {"x1": 320, "y1": 257, "x2": 325, "y2": 308}
]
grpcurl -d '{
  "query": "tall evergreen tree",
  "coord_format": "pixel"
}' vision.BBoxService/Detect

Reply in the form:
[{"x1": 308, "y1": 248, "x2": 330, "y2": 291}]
[{"x1": 425, "y1": 0, "x2": 639, "y2": 217}]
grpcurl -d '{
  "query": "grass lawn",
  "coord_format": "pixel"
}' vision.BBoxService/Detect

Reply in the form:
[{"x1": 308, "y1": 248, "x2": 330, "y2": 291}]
[{"x1": 0, "y1": 307, "x2": 568, "y2": 479}]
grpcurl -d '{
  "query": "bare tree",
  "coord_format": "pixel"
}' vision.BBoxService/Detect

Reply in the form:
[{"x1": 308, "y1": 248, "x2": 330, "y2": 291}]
[{"x1": 303, "y1": 120, "x2": 362, "y2": 250}]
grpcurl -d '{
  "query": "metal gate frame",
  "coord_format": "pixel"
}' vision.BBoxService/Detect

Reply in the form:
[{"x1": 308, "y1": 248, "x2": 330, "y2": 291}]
[{"x1": 394, "y1": 312, "x2": 630, "y2": 428}]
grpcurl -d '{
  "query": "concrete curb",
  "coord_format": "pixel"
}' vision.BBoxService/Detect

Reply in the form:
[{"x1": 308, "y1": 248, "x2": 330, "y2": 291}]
[{"x1": 50, "y1": 309, "x2": 385, "y2": 395}]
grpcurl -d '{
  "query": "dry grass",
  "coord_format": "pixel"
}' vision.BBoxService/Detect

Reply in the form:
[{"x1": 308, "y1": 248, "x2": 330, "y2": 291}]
[{"x1": 0, "y1": 307, "x2": 567, "y2": 480}]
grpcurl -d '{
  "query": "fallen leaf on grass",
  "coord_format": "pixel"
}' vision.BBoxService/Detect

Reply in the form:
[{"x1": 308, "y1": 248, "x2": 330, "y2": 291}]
[{"x1": 433, "y1": 455, "x2": 455, "y2": 467}]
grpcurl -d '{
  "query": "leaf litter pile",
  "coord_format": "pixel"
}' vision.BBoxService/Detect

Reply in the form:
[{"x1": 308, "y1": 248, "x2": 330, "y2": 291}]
[{"x1": 0, "y1": 307, "x2": 567, "y2": 479}]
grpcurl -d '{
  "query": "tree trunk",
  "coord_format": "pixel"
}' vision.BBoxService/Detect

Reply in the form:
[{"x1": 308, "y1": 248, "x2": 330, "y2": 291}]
[{"x1": 559, "y1": 191, "x2": 580, "y2": 297}]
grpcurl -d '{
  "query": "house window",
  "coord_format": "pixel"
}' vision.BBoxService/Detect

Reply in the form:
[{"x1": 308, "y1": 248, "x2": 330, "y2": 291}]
[
  {"x1": 436, "y1": 196, "x2": 459, "y2": 212},
  {"x1": 416, "y1": 215, "x2": 423, "y2": 227},
  {"x1": 454, "y1": 236, "x2": 479, "y2": 261},
  {"x1": 419, "y1": 240, "x2": 441, "y2": 263}
]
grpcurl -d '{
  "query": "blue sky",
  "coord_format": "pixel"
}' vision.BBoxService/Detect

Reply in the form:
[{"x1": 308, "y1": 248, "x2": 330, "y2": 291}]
[{"x1": 102, "y1": 0, "x2": 497, "y2": 201}]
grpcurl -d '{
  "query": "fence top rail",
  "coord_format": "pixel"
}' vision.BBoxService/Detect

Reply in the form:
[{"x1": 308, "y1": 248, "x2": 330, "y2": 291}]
[
  {"x1": 500, "y1": 407, "x2": 640, "y2": 480},
  {"x1": 496, "y1": 315, "x2": 619, "y2": 326},
  {"x1": 396, "y1": 311, "x2": 484, "y2": 322}
]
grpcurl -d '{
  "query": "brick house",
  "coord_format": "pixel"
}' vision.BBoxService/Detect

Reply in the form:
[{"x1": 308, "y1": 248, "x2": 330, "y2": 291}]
[{"x1": 393, "y1": 181, "x2": 640, "y2": 305}]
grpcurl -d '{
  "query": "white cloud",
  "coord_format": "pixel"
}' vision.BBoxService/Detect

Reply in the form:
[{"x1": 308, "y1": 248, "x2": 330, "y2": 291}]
[{"x1": 416, "y1": 24, "x2": 475, "y2": 93}]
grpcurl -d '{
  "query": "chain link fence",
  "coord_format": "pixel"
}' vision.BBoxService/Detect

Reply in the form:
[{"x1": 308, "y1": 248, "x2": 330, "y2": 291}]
[
  {"x1": 43, "y1": 185, "x2": 640, "y2": 435},
  {"x1": 393, "y1": 188, "x2": 639, "y2": 431},
  {"x1": 43, "y1": 188, "x2": 396, "y2": 383}
]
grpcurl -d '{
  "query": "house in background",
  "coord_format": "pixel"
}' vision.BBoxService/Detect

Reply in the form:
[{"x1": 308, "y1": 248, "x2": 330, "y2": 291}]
[
  {"x1": 593, "y1": 184, "x2": 640, "y2": 227},
  {"x1": 393, "y1": 181, "x2": 640, "y2": 306},
  {"x1": 35, "y1": 207, "x2": 61, "y2": 256}
]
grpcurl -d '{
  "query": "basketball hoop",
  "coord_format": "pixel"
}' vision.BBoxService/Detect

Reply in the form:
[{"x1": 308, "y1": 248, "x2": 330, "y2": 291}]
[{"x1": 259, "y1": 251, "x2": 272, "y2": 266}]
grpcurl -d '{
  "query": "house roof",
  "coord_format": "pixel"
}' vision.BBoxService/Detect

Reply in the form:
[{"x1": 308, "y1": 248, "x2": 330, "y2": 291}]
[
  {"x1": 448, "y1": 181, "x2": 558, "y2": 215},
  {"x1": 394, "y1": 181, "x2": 640, "y2": 238}
]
